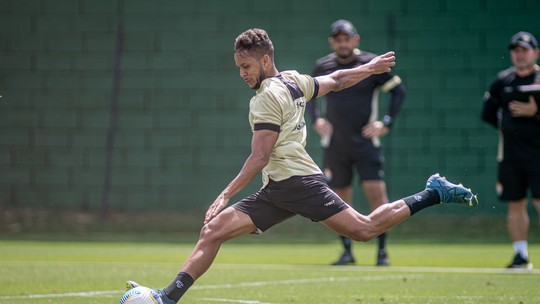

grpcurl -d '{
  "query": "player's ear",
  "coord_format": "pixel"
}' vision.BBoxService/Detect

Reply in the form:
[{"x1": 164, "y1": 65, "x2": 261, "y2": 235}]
[{"x1": 262, "y1": 54, "x2": 272, "y2": 68}]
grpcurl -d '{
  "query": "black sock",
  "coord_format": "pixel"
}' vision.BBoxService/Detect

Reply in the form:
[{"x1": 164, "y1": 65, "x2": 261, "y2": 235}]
[
  {"x1": 163, "y1": 272, "x2": 194, "y2": 302},
  {"x1": 377, "y1": 232, "x2": 387, "y2": 250},
  {"x1": 403, "y1": 189, "x2": 440, "y2": 215},
  {"x1": 340, "y1": 235, "x2": 352, "y2": 253}
]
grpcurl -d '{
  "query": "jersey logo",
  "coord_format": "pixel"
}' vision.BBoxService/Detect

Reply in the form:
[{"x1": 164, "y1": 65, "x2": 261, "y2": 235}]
[{"x1": 294, "y1": 121, "x2": 306, "y2": 131}]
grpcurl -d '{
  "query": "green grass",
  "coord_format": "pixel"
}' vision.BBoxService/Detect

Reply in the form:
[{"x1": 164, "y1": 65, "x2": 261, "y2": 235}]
[{"x1": 0, "y1": 240, "x2": 538, "y2": 304}]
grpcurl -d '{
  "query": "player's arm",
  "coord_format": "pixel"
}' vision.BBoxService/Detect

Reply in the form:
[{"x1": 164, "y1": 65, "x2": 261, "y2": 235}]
[
  {"x1": 385, "y1": 81, "x2": 406, "y2": 127},
  {"x1": 204, "y1": 128, "x2": 278, "y2": 223},
  {"x1": 362, "y1": 83, "x2": 406, "y2": 138},
  {"x1": 306, "y1": 64, "x2": 324, "y2": 123},
  {"x1": 315, "y1": 51, "x2": 395, "y2": 97},
  {"x1": 481, "y1": 82, "x2": 501, "y2": 128},
  {"x1": 306, "y1": 93, "x2": 320, "y2": 122}
]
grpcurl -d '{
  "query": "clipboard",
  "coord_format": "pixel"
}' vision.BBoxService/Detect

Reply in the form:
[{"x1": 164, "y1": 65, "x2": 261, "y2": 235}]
[{"x1": 514, "y1": 84, "x2": 540, "y2": 102}]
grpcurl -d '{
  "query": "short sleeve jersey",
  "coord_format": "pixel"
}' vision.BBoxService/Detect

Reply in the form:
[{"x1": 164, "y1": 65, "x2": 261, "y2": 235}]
[{"x1": 249, "y1": 70, "x2": 322, "y2": 187}]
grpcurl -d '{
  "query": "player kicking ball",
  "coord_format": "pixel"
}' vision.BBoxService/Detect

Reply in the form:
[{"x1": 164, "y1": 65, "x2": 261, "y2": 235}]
[{"x1": 122, "y1": 28, "x2": 478, "y2": 304}]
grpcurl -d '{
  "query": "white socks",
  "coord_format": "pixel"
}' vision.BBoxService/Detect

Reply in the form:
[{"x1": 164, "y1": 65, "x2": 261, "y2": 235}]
[{"x1": 513, "y1": 240, "x2": 528, "y2": 258}]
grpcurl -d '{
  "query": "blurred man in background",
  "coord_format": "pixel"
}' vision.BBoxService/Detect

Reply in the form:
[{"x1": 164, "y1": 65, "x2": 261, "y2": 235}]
[
  {"x1": 308, "y1": 19, "x2": 406, "y2": 266},
  {"x1": 481, "y1": 31, "x2": 540, "y2": 269}
]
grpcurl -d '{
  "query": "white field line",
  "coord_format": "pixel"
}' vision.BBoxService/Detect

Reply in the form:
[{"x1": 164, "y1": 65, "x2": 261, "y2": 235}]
[
  {"x1": 0, "y1": 264, "x2": 537, "y2": 300},
  {"x1": 197, "y1": 298, "x2": 273, "y2": 304},
  {"x1": 0, "y1": 275, "x2": 399, "y2": 300},
  {"x1": 213, "y1": 263, "x2": 540, "y2": 274},
  {"x1": 0, "y1": 290, "x2": 119, "y2": 299},
  {"x1": 190, "y1": 274, "x2": 399, "y2": 290}
]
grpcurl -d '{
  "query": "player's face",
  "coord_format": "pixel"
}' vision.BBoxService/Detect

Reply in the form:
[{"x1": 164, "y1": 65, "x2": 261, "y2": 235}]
[
  {"x1": 234, "y1": 52, "x2": 266, "y2": 90},
  {"x1": 511, "y1": 45, "x2": 539, "y2": 72},
  {"x1": 329, "y1": 33, "x2": 359, "y2": 59}
]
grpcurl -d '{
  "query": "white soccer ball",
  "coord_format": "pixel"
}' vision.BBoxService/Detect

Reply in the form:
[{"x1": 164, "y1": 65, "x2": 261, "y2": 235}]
[{"x1": 119, "y1": 286, "x2": 164, "y2": 304}]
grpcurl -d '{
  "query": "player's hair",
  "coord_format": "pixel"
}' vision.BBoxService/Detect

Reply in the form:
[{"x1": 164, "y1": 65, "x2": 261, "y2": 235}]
[{"x1": 234, "y1": 28, "x2": 274, "y2": 60}]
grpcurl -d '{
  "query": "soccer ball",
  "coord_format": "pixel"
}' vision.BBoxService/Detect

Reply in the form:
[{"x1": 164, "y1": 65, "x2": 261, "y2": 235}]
[{"x1": 119, "y1": 286, "x2": 164, "y2": 304}]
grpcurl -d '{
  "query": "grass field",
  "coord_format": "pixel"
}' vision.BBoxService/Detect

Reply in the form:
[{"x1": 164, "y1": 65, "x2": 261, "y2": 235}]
[{"x1": 0, "y1": 239, "x2": 538, "y2": 304}]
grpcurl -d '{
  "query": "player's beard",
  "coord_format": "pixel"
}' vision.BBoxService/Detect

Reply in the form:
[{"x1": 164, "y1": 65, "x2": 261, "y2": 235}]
[{"x1": 252, "y1": 65, "x2": 267, "y2": 90}]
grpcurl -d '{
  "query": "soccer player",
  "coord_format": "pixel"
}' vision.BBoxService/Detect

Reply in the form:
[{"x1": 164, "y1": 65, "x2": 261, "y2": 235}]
[
  {"x1": 128, "y1": 28, "x2": 477, "y2": 303},
  {"x1": 481, "y1": 31, "x2": 540, "y2": 269},
  {"x1": 307, "y1": 19, "x2": 406, "y2": 266}
]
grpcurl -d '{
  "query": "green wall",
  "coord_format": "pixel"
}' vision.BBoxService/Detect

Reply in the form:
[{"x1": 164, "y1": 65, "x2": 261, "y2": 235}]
[{"x1": 1, "y1": 0, "x2": 539, "y2": 216}]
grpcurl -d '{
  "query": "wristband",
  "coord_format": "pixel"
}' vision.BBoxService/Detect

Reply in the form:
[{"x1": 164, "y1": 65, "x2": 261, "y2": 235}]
[{"x1": 383, "y1": 115, "x2": 393, "y2": 128}]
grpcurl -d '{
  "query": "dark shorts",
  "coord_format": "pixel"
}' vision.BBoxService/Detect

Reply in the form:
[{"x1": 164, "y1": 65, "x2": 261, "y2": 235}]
[
  {"x1": 232, "y1": 174, "x2": 349, "y2": 232},
  {"x1": 324, "y1": 144, "x2": 384, "y2": 188},
  {"x1": 498, "y1": 160, "x2": 540, "y2": 201}
]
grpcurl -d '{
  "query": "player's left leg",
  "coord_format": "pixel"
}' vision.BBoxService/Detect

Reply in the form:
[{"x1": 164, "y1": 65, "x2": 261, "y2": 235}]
[
  {"x1": 322, "y1": 197, "x2": 409, "y2": 242},
  {"x1": 322, "y1": 173, "x2": 477, "y2": 243},
  {"x1": 159, "y1": 207, "x2": 257, "y2": 303}
]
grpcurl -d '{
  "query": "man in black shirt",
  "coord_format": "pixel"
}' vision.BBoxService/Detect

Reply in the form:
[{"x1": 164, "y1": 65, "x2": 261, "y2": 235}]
[
  {"x1": 482, "y1": 31, "x2": 540, "y2": 269},
  {"x1": 308, "y1": 20, "x2": 406, "y2": 266}
]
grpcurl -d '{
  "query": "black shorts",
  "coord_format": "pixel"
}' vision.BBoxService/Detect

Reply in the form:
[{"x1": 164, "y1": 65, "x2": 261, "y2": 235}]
[
  {"x1": 324, "y1": 144, "x2": 384, "y2": 188},
  {"x1": 232, "y1": 174, "x2": 349, "y2": 232},
  {"x1": 498, "y1": 160, "x2": 540, "y2": 201}
]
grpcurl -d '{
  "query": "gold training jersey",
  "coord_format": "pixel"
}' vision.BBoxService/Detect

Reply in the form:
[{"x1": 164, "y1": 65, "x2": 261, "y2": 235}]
[{"x1": 249, "y1": 70, "x2": 322, "y2": 187}]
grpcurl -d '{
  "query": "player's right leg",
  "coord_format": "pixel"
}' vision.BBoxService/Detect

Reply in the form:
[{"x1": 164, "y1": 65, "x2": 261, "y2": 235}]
[
  {"x1": 130, "y1": 207, "x2": 257, "y2": 303},
  {"x1": 179, "y1": 207, "x2": 257, "y2": 279},
  {"x1": 164, "y1": 207, "x2": 256, "y2": 302}
]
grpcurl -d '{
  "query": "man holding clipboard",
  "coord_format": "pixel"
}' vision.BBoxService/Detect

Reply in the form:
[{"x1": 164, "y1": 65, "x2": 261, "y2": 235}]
[{"x1": 482, "y1": 31, "x2": 540, "y2": 269}]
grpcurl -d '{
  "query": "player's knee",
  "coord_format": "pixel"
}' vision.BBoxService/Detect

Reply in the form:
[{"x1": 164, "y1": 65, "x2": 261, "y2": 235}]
[
  {"x1": 349, "y1": 228, "x2": 375, "y2": 242},
  {"x1": 199, "y1": 222, "x2": 227, "y2": 244}
]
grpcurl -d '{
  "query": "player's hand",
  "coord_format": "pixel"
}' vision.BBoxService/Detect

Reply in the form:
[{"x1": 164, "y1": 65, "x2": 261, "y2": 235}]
[
  {"x1": 362, "y1": 121, "x2": 389, "y2": 138},
  {"x1": 509, "y1": 96, "x2": 538, "y2": 117},
  {"x1": 204, "y1": 193, "x2": 230, "y2": 224},
  {"x1": 367, "y1": 51, "x2": 396, "y2": 74}
]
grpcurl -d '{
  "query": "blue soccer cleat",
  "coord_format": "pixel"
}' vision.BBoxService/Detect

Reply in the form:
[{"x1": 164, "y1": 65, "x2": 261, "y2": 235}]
[
  {"x1": 125, "y1": 280, "x2": 140, "y2": 290},
  {"x1": 426, "y1": 173, "x2": 478, "y2": 207},
  {"x1": 124, "y1": 281, "x2": 176, "y2": 304},
  {"x1": 158, "y1": 290, "x2": 177, "y2": 304}
]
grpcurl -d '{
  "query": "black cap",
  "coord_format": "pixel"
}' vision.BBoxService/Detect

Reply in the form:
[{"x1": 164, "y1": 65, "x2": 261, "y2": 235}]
[
  {"x1": 508, "y1": 31, "x2": 538, "y2": 50},
  {"x1": 330, "y1": 19, "x2": 358, "y2": 37}
]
